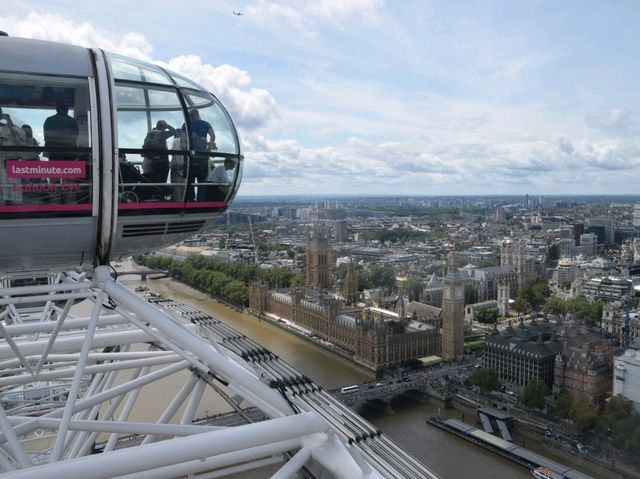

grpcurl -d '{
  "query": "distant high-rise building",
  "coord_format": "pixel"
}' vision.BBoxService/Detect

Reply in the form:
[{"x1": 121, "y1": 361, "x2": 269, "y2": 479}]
[
  {"x1": 442, "y1": 252, "x2": 465, "y2": 361},
  {"x1": 621, "y1": 243, "x2": 634, "y2": 272},
  {"x1": 633, "y1": 238, "x2": 640, "y2": 264},
  {"x1": 633, "y1": 204, "x2": 640, "y2": 233},
  {"x1": 525, "y1": 194, "x2": 529, "y2": 210},
  {"x1": 586, "y1": 217, "x2": 615, "y2": 244},
  {"x1": 334, "y1": 220, "x2": 349, "y2": 243},
  {"x1": 580, "y1": 233, "x2": 598, "y2": 257},
  {"x1": 573, "y1": 223, "x2": 585, "y2": 245},
  {"x1": 557, "y1": 238, "x2": 576, "y2": 259},
  {"x1": 553, "y1": 258, "x2": 577, "y2": 286},
  {"x1": 558, "y1": 225, "x2": 574, "y2": 239},
  {"x1": 495, "y1": 206, "x2": 505, "y2": 222}
]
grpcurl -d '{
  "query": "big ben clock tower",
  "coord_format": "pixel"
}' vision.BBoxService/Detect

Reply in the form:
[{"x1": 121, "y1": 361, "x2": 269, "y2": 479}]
[{"x1": 442, "y1": 250, "x2": 465, "y2": 361}]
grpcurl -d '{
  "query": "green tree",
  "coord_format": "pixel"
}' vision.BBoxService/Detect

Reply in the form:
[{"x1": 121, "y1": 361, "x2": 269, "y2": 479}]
[
  {"x1": 565, "y1": 297, "x2": 603, "y2": 324},
  {"x1": 357, "y1": 271, "x2": 372, "y2": 291},
  {"x1": 476, "y1": 308, "x2": 499, "y2": 324},
  {"x1": 369, "y1": 265, "x2": 396, "y2": 292},
  {"x1": 625, "y1": 427, "x2": 640, "y2": 456},
  {"x1": 222, "y1": 280, "x2": 249, "y2": 306},
  {"x1": 465, "y1": 368, "x2": 499, "y2": 393},
  {"x1": 513, "y1": 296, "x2": 531, "y2": 316},
  {"x1": 590, "y1": 301, "x2": 604, "y2": 325},
  {"x1": 611, "y1": 417, "x2": 640, "y2": 449},
  {"x1": 569, "y1": 401, "x2": 598, "y2": 433},
  {"x1": 605, "y1": 394, "x2": 634, "y2": 419},
  {"x1": 522, "y1": 379, "x2": 549, "y2": 410},
  {"x1": 403, "y1": 277, "x2": 424, "y2": 302},
  {"x1": 544, "y1": 296, "x2": 566, "y2": 318},
  {"x1": 514, "y1": 279, "x2": 550, "y2": 316},
  {"x1": 552, "y1": 389, "x2": 573, "y2": 419}
]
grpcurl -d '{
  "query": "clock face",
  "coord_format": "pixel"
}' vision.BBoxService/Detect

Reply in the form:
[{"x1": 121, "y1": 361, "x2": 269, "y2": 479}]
[
  {"x1": 443, "y1": 287, "x2": 451, "y2": 299},
  {"x1": 455, "y1": 286, "x2": 464, "y2": 300}
]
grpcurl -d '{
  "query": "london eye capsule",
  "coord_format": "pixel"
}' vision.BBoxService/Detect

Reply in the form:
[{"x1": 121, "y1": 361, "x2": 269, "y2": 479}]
[{"x1": 0, "y1": 35, "x2": 243, "y2": 273}]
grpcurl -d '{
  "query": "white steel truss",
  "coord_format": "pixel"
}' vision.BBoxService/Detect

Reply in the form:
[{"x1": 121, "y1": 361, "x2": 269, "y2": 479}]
[{"x1": 0, "y1": 266, "x2": 439, "y2": 479}]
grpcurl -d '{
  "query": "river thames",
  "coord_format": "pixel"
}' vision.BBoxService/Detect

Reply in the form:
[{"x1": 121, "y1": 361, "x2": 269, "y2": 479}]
[{"x1": 116, "y1": 269, "x2": 534, "y2": 479}]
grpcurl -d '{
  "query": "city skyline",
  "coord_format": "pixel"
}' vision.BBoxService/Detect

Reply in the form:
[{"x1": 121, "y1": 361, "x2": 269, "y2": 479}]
[{"x1": 2, "y1": 1, "x2": 639, "y2": 196}]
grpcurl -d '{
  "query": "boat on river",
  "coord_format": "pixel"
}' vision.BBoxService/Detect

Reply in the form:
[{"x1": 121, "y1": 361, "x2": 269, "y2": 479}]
[{"x1": 532, "y1": 466, "x2": 563, "y2": 479}]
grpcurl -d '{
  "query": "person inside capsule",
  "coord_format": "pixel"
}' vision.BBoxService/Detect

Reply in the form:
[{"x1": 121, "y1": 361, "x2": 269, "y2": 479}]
[
  {"x1": 43, "y1": 102, "x2": 79, "y2": 160},
  {"x1": 205, "y1": 157, "x2": 235, "y2": 201},
  {"x1": 141, "y1": 120, "x2": 175, "y2": 186},
  {"x1": 183, "y1": 109, "x2": 216, "y2": 202}
]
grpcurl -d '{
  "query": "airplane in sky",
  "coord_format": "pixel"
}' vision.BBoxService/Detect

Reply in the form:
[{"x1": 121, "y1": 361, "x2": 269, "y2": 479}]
[{"x1": 233, "y1": 11, "x2": 243, "y2": 16}]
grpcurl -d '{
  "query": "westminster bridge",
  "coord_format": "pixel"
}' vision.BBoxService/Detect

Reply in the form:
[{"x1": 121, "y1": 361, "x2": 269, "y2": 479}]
[{"x1": 329, "y1": 361, "x2": 477, "y2": 412}]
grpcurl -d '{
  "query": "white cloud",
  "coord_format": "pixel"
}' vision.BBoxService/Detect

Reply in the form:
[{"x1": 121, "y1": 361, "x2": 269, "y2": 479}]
[
  {"x1": 3, "y1": 12, "x2": 277, "y2": 132},
  {"x1": 0, "y1": 12, "x2": 153, "y2": 60},
  {"x1": 586, "y1": 107, "x2": 634, "y2": 132},
  {"x1": 450, "y1": 112, "x2": 489, "y2": 130},
  {"x1": 239, "y1": 132, "x2": 640, "y2": 195},
  {"x1": 162, "y1": 57, "x2": 278, "y2": 130}
]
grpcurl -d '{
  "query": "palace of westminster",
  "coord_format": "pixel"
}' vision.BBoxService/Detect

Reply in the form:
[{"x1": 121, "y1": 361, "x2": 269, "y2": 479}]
[{"x1": 249, "y1": 227, "x2": 465, "y2": 372}]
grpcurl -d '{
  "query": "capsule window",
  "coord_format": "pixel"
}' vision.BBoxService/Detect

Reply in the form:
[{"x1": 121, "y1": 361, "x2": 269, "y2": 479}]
[
  {"x1": 182, "y1": 90, "x2": 239, "y2": 156},
  {"x1": 0, "y1": 73, "x2": 92, "y2": 213},
  {"x1": 176, "y1": 90, "x2": 242, "y2": 204},
  {"x1": 114, "y1": 81, "x2": 189, "y2": 205}
]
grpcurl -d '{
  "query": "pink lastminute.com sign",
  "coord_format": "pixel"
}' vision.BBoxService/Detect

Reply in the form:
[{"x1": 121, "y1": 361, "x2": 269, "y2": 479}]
[{"x1": 5, "y1": 160, "x2": 86, "y2": 179}]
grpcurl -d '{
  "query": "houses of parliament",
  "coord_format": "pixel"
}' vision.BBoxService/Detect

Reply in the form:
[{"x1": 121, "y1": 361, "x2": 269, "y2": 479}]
[{"x1": 248, "y1": 228, "x2": 465, "y2": 372}]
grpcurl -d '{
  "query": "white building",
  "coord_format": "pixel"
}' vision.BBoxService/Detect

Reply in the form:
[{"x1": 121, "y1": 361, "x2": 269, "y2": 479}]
[
  {"x1": 614, "y1": 340, "x2": 640, "y2": 412},
  {"x1": 554, "y1": 257, "x2": 577, "y2": 287}
]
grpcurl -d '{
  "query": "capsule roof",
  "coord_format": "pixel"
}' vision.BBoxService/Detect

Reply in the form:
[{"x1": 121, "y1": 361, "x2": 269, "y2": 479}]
[{"x1": 0, "y1": 36, "x2": 92, "y2": 76}]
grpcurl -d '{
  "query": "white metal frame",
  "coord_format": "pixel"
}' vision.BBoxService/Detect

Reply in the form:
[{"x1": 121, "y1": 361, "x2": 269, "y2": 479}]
[
  {"x1": 0, "y1": 267, "x2": 376, "y2": 478},
  {"x1": 0, "y1": 266, "x2": 439, "y2": 478}
]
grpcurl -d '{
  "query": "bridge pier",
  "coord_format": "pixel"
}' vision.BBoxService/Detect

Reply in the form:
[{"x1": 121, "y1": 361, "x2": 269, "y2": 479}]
[
  {"x1": 364, "y1": 399, "x2": 395, "y2": 414},
  {"x1": 402, "y1": 390, "x2": 430, "y2": 404}
]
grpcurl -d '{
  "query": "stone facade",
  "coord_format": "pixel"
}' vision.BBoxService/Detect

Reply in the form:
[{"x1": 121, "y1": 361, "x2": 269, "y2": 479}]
[
  {"x1": 248, "y1": 284, "x2": 440, "y2": 371},
  {"x1": 305, "y1": 227, "x2": 332, "y2": 291},
  {"x1": 554, "y1": 331, "x2": 613, "y2": 409},
  {"x1": 602, "y1": 302, "x2": 640, "y2": 347},
  {"x1": 483, "y1": 321, "x2": 613, "y2": 403},
  {"x1": 442, "y1": 256, "x2": 465, "y2": 361},
  {"x1": 483, "y1": 321, "x2": 561, "y2": 390}
]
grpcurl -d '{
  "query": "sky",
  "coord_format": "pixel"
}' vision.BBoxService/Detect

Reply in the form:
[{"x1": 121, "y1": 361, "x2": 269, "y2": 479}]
[{"x1": 2, "y1": 1, "x2": 640, "y2": 197}]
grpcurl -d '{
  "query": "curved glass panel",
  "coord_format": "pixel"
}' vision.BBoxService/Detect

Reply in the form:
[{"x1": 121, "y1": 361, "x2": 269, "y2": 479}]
[
  {"x1": 109, "y1": 54, "x2": 172, "y2": 85},
  {"x1": 182, "y1": 90, "x2": 239, "y2": 155},
  {"x1": 109, "y1": 57, "x2": 241, "y2": 211},
  {"x1": 0, "y1": 72, "x2": 92, "y2": 215},
  {"x1": 166, "y1": 71, "x2": 203, "y2": 90},
  {"x1": 114, "y1": 81, "x2": 187, "y2": 206}
]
